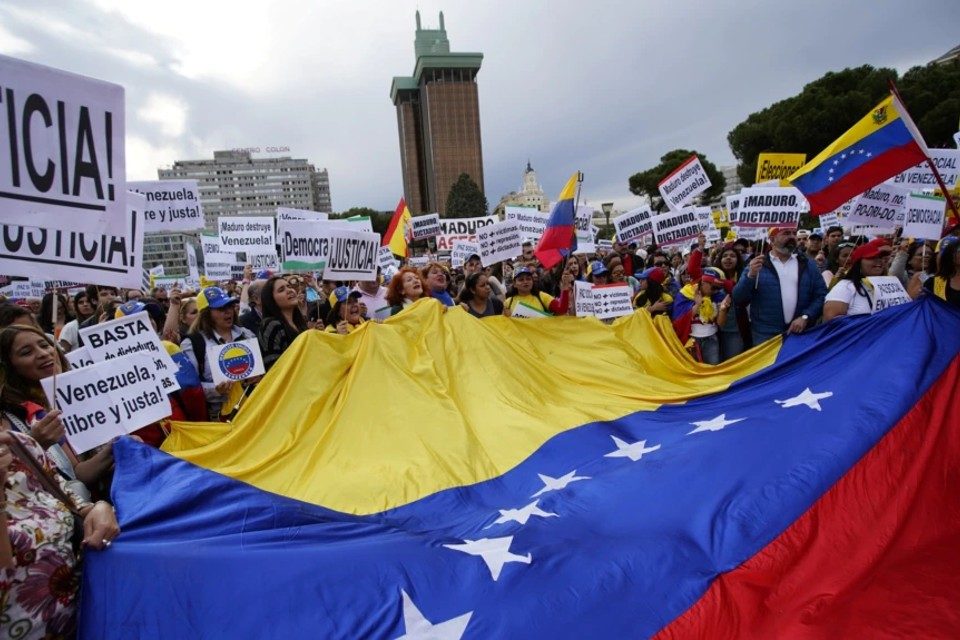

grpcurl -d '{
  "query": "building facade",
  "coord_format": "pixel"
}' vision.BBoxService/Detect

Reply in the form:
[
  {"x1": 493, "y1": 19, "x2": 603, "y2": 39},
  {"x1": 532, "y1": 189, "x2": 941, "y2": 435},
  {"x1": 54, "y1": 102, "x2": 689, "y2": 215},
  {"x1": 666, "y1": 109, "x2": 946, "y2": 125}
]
[
  {"x1": 390, "y1": 11, "x2": 484, "y2": 215},
  {"x1": 720, "y1": 165, "x2": 743, "y2": 199},
  {"x1": 494, "y1": 162, "x2": 550, "y2": 215}
]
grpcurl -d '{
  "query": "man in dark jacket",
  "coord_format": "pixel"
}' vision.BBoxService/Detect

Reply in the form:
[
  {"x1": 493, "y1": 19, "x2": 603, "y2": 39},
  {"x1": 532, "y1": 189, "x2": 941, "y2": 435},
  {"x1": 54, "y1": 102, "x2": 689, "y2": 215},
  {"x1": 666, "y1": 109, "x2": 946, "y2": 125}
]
[
  {"x1": 238, "y1": 279, "x2": 265, "y2": 335},
  {"x1": 733, "y1": 227, "x2": 827, "y2": 345}
]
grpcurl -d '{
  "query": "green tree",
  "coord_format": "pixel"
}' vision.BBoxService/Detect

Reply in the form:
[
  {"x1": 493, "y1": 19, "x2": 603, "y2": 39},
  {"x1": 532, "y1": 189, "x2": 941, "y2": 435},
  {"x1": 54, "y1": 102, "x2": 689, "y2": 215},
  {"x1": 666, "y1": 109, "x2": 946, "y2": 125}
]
[
  {"x1": 333, "y1": 207, "x2": 392, "y2": 235},
  {"x1": 727, "y1": 62, "x2": 960, "y2": 187},
  {"x1": 444, "y1": 173, "x2": 488, "y2": 217},
  {"x1": 628, "y1": 149, "x2": 726, "y2": 211}
]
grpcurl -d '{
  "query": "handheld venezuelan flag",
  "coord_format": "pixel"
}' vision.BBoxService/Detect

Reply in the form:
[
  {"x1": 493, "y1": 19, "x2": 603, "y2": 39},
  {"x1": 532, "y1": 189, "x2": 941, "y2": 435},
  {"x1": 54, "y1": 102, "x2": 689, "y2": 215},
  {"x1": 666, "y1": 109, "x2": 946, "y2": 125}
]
[
  {"x1": 535, "y1": 172, "x2": 581, "y2": 269},
  {"x1": 83, "y1": 299, "x2": 960, "y2": 638},
  {"x1": 383, "y1": 197, "x2": 413, "y2": 258},
  {"x1": 788, "y1": 93, "x2": 928, "y2": 214}
]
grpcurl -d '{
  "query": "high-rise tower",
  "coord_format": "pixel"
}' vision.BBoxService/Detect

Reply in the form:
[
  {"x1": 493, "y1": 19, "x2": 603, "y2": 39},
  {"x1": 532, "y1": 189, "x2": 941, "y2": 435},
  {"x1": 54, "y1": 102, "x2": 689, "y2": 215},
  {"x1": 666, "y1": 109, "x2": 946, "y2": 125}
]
[{"x1": 390, "y1": 11, "x2": 484, "y2": 215}]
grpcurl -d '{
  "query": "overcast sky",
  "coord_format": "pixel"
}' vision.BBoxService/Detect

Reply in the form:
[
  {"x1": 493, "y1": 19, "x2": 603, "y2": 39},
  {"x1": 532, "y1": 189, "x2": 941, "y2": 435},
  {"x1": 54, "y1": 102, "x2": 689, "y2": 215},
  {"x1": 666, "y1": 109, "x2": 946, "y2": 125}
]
[{"x1": 3, "y1": 0, "x2": 956, "y2": 213}]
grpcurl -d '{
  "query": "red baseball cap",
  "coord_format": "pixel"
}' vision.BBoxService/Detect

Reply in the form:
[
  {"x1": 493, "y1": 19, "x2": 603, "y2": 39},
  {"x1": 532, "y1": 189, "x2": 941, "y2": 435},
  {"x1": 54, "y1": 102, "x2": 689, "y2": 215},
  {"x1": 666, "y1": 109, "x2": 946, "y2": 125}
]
[{"x1": 849, "y1": 238, "x2": 892, "y2": 264}]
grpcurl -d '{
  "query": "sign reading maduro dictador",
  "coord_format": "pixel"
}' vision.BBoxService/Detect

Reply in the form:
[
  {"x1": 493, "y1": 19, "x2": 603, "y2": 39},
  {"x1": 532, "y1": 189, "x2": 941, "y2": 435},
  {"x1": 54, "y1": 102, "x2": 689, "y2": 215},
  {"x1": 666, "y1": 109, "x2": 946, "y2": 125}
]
[{"x1": 735, "y1": 187, "x2": 805, "y2": 228}]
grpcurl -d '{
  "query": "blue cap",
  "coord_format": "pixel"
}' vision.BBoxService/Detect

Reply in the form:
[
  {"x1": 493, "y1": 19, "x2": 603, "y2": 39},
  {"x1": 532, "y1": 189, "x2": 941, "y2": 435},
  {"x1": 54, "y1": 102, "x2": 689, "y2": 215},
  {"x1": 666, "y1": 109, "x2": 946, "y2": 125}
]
[
  {"x1": 514, "y1": 266, "x2": 534, "y2": 277},
  {"x1": 115, "y1": 301, "x2": 146, "y2": 318},
  {"x1": 590, "y1": 260, "x2": 609, "y2": 276},
  {"x1": 255, "y1": 269, "x2": 272, "y2": 279},
  {"x1": 333, "y1": 286, "x2": 363, "y2": 303},
  {"x1": 197, "y1": 286, "x2": 237, "y2": 311}
]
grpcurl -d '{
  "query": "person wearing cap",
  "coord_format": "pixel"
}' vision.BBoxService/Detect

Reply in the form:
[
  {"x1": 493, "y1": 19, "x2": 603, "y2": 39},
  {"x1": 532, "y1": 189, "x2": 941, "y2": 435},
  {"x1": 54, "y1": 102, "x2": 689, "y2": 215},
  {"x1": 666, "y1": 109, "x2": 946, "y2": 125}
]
[
  {"x1": 914, "y1": 236, "x2": 960, "y2": 308},
  {"x1": 671, "y1": 267, "x2": 729, "y2": 364},
  {"x1": 180, "y1": 286, "x2": 256, "y2": 419},
  {"x1": 823, "y1": 238, "x2": 894, "y2": 321},
  {"x1": 504, "y1": 265, "x2": 573, "y2": 316},
  {"x1": 258, "y1": 276, "x2": 309, "y2": 371},
  {"x1": 588, "y1": 260, "x2": 610, "y2": 285},
  {"x1": 325, "y1": 287, "x2": 366, "y2": 334},
  {"x1": 733, "y1": 227, "x2": 827, "y2": 345},
  {"x1": 632, "y1": 267, "x2": 672, "y2": 317}
]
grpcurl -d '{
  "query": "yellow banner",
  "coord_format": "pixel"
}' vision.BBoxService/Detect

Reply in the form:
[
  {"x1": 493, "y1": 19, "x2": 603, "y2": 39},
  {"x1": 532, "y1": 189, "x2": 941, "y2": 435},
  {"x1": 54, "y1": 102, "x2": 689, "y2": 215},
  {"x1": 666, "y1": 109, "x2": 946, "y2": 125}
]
[{"x1": 756, "y1": 153, "x2": 807, "y2": 184}]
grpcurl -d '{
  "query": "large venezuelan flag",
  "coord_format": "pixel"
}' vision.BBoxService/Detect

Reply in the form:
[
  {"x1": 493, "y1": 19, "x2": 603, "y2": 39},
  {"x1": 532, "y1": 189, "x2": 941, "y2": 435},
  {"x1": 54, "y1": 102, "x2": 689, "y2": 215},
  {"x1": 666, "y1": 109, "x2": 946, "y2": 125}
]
[
  {"x1": 535, "y1": 172, "x2": 580, "y2": 269},
  {"x1": 82, "y1": 299, "x2": 960, "y2": 638},
  {"x1": 788, "y1": 94, "x2": 927, "y2": 214}
]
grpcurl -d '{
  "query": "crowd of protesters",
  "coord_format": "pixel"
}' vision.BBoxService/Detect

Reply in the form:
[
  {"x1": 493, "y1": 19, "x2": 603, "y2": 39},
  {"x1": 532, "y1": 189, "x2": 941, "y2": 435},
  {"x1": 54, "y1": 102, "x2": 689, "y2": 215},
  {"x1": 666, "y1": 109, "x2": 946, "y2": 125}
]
[{"x1": 0, "y1": 223, "x2": 958, "y2": 636}]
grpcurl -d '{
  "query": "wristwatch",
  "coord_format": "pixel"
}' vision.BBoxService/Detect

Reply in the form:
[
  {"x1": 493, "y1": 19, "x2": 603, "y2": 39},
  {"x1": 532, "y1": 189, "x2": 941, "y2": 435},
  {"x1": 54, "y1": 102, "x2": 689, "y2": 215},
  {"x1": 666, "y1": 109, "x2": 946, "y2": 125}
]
[{"x1": 801, "y1": 314, "x2": 809, "y2": 321}]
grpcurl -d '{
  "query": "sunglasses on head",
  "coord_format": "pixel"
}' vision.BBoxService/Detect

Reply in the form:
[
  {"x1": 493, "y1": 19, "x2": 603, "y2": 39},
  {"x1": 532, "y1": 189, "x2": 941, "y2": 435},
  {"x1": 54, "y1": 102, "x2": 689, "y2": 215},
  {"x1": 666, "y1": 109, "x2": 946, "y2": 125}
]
[{"x1": 286, "y1": 277, "x2": 304, "y2": 285}]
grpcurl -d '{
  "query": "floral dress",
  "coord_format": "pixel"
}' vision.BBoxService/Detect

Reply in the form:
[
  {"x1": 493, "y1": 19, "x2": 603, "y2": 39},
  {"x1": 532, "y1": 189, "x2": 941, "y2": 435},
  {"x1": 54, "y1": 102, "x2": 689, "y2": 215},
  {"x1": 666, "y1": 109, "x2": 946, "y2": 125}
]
[{"x1": 1, "y1": 431, "x2": 89, "y2": 640}]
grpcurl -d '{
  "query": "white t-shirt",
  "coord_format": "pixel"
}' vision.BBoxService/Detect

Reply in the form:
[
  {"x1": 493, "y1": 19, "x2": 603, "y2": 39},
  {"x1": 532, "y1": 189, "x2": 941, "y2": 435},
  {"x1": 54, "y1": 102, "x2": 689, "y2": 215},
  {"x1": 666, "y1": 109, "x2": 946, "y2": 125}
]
[
  {"x1": 59, "y1": 319, "x2": 81, "y2": 350},
  {"x1": 770, "y1": 254, "x2": 799, "y2": 324},
  {"x1": 825, "y1": 280, "x2": 873, "y2": 316},
  {"x1": 352, "y1": 285, "x2": 390, "y2": 318}
]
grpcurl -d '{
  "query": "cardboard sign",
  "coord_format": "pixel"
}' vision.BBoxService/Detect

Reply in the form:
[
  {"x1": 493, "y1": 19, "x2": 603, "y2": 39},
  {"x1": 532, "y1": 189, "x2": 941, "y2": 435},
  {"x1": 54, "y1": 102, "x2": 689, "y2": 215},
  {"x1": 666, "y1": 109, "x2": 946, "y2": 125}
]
[
  {"x1": 378, "y1": 246, "x2": 400, "y2": 271},
  {"x1": 128, "y1": 180, "x2": 203, "y2": 232},
  {"x1": 41, "y1": 353, "x2": 171, "y2": 454},
  {"x1": 410, "y1": 213, "x2": 441, "y2": 241},
  {"x1": 79, "y1": 311, "x2": 181, "y2": 392},
  {"x1": 591, "y1": 283, "x2": 634, "y2": 320},
  {"x1": 735, "y1": 187, "x2": 804, "y2": 228},
  {"x1": 652, "y1": 208, "x2": 705, "y2": 247},
  {"x1": 218, "y1": 217, "x2": 275, "y2": 254},
  {"x1": 322, "y1": 229, "x2": 379, "y2": 281},
  {"x1": 477, "y1": 219, "x2": 523, "y2": 267},
  {"x1": 0, "y1": 55, "x2": 126, "y2": 232},
  {"x1": 574, "y1": 206, "x2": 596, "y2": 254},
  {"x1": 614, "y1": 206, "x2": 653, "y2": 243},
  {"x1": 436, "y1": 216, "x2": 497, "y2": 251},
  {"x1": 0, "y1": 191, "x2": 145, "y2": 289},
  {"x1": 902, "y1": 194, "x2": 945, "y2": 240},
  {"x1": 206, "y1": 338, "x2": 265, "y2": 385},
  {"x1": 451, "y1": 241, "x2": 481, "y2": 269},
  {"x1": 847, "y1": 184, "x2": 909, "y2": 230},
  {"x1": 65, "y1": 345, "x2": 95, "y2": 370},
  {"x1": 658, "y1": 155, "x2": 711, "y2": 211},
  {"x1": 866, "y1": 276, "x2": 911, "y2": 313},
  {"x1": 574, "y1": 280, "x2": 595, "y2": 317},
  {"x1": 511, "y1": 302, "x2": 550, "y2": 319},
  {"x1": 504, "y1": 206, "x2": 549, "y2": 241},
  {"x1": 755, "y1": 153, "x2": 807, "y2": 184},
  {"x1": 887, "y1": 149, "x2": 960, "y2": 191}
]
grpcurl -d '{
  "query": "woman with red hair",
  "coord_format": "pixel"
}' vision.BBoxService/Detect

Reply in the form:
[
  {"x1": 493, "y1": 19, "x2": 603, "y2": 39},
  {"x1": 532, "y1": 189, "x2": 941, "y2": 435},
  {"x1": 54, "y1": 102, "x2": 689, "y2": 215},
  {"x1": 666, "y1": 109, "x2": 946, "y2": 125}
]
[{"x1": 386, "y1": 268, "x2": 429, "y2": 316}]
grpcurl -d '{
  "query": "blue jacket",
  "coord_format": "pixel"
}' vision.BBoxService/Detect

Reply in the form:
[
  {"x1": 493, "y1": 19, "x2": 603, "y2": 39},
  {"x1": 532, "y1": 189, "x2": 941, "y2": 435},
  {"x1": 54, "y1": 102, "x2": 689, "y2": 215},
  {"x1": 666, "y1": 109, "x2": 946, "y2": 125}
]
[{"x1": 732, "y1": 254, "x2": 827, "y2": 337}]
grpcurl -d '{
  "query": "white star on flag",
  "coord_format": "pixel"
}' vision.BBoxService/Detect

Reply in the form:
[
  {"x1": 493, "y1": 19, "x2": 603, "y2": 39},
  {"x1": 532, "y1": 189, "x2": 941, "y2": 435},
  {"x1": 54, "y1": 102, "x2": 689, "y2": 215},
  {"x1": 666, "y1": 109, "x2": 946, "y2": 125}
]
[
  {"x1": 530, "y1": 470, "x2": 590, "y2": 497},
  {"x1": 489, "y1": 500, "x2": 557, "y2": 527},
  {"x1": 604, "y1": 436, "x2": 661, "y2": 462},
  {"x1": 397, "y1": 590, "x2": 473, "y2": 640},
  {"x1": 687, "y1": 414, "x2": 746, "y2": 435},
  {"x1": 443, "y1": 536, "x2": 532, "y2": 581},
  {"x1": 774, "y1": 388, "x2": 834, "y2": 411}
]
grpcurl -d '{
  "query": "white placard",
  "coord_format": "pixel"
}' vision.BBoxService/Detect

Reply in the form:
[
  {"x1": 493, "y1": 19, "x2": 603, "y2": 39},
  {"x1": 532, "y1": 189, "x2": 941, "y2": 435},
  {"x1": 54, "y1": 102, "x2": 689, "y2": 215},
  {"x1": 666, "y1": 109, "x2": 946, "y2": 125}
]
[
  {"x1": 79, "y1": 311, "x2": 181, "y2": 392},
  {"x1": 451, "y1": 241, "x2": 481, "y2": 269},
  {"x1": 0, "y1": 55, "x2": 126, "y2": 232},
  {"x1": 614, "y1": 206, "x2": 653, "y2": 243},
  {"x1": 736, "y1": 187, "x2": 804, "y2": 228},
  {"x1": 591, "y1": 283, "x2": 634, "y2": 320},
  {"x1": 476, "y1": 219, "x2": 523, "y2": 267},
  {"x1": 322, "y1": 229, "x2": 379, "y2": 281},
  {"x1": 954, "y1": 131, "x2": 960, "y2": 149},
  {"x1": 65, "y1": 345, "x2": 95, "y2": 370},
  {"x1": 652, "y1": 208, "x2": 705, "y2": 247},
  {"x1": 847, "y1": 184, "x2": 909, "y2": 230},
  {"x1": 726, "y1": 195, "x2": 741, "y2": 224},
  {"x1": 206, "y1": 338, "x2": 265, "y2": 385},
  {"x1": 185, "y1": 242, "x2": 200, "y2": 282},
  {"x1": 407, "y1": 256, "x2": 429, "y2": 268},
  {"x1": 436, "y1": 216, "x2": 497, "y2": 252},
  {"x1": 343, "y1": 216, "x2": 374, "y2": 234},
  {"x1": 574, "y1": 206, "x2": 596, "y2": 255},
  {"x1": 150, "y1": 275, "x2": 188, "y2": 291},
  {"x1": 704, "y1": 227, "x2": 722, "y2": 244},
  {"x1": 279, "y1": 218, "x2": 371, "y2": 272},
  {"x1": 203, "y1": 254, "x2": 235, "y2": 280},
  {"x1": 41, "y1": 353, "x2": 171, "y2": 454},
  {"x1": 504, "y1": 206, "x2": 549, "y2": 241},
  {"x1": 574, "y1": 280, "x2": 595, "y2": 317},
  {"x1": 866, "y1": 276, "x2": 911, "y2": 313},
  {"x1": 410, "y1": 213, "x2": 441, "y2": 241},
  {"x1": 128, "y1": 180, "x2": 203, "y2": 232},
  {"x1": 277, "y1": 207, "x2": 328, "y2": 222},
  {"x1": 0, "y1": 280, "x2": 45, "y2": 299},
  {"x1": 378, "y1": 246, "x2": 400, "y2": 271},
  {"x1": 0, "y1": 191, "x2": 145, "y2": 289},
  {"x1": 200, "y1": 233, "x2": 224, "y2": 256},
  {"x1": 148, "y1": 264, "x2": 165, "y2": 278},
  {"x1": 218, "y1": 216, "x2": 276, "y2": 253},
  {"x1": 248, "y1": 252, "x2": 279, "y2": 272},
  {"x1": 887, "y1": 149, "x2": 960, "y2": 191},
  {"x1": 510, "y1": 302, "x2": 550, "y2": 319},
  {"x1": 902, "y1": 194, "x2": 945, "y2": 240},
  {"x1": 818, "y1": 212, "x2": 840, "y2": 230},
  {"x1": 658, "y1": 155, "x2": 711, "y2": 211}
]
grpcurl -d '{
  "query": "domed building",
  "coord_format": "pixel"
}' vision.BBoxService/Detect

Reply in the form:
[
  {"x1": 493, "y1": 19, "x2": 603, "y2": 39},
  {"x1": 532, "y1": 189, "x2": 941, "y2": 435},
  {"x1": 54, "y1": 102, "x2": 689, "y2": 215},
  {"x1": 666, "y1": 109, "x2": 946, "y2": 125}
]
[{"x1": 494, "y1": 161, "x2": 551, "y2": 215}]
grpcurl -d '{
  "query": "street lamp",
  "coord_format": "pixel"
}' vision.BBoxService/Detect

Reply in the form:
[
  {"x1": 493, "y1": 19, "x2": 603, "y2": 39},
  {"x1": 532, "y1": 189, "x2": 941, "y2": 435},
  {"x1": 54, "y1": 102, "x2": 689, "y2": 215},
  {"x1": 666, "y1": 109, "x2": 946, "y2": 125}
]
[{"x1": 601, "y1": 202, "x2": 614, "y2": 239}]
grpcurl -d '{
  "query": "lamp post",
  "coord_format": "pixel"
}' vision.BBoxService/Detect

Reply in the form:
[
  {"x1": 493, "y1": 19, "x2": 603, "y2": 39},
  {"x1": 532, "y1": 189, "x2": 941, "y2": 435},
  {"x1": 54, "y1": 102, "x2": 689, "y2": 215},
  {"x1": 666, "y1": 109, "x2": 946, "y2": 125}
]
[{"x1": 601, "y1": 202, "x2": 614, "y2": 239}]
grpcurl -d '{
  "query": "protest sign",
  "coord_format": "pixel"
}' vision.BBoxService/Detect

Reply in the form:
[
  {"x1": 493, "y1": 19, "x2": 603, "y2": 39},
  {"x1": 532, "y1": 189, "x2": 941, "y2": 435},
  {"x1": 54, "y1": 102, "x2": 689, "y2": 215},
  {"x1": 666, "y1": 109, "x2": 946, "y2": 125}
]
[
  {"x1": 888, "y1": 150, "x2": 960, "y2": 191},
  {"x1": 726, "y1": 194, "x2": 741, "y2": 224},
  {"x1": 847, "y1": 184, "x2": 909, "y2": 230},
  {"x1": 323, "y1": 229, "x2": 379, "y2": 281},
  {"x1": 819, "y1": 212, "x2": 840, "y2": 230},
  {"x1": 511, "y1": 302, "x2": 550, "y2": 319},
  {"x1": 652, "y1": 208, "x2": 705, "y2": 247},
  {"x1": 0, "y1": 191, "x2": 145, "y2": 289},
  {"x1": 344, "y1": 215, "x2": 374, "y2": 234},
  {"x1": 41, "y1": 354, "x2": 171, "y2": 455},
  {"x1": 574, "y1": 206, "x2": 596, "y2": 255},
  {"x1": 574, "y1": 281, "x2": 595, "y2": 317},
  {"x1": 128, "y1": 180, "x2": 203, "y2": 232},
  {"x1": 0, "y1": 55, "x2": 125, "y2": 232},
  {"x1": 277, "y1": 207, "x2": 328, "y2": 223},
  {"x1": 185, "y1": 242, "x2": 200, "y2": 282},
  {"x1": 505, "y1": 206, "x2": 549, "y2": 241},
  {"x1": 248, "y1": 252, "x2": 279, "y2": 272},
  {"x1": 954, "y1": 131, "x2": 960, "y2": 148},
  {"x1": 411, "y1": 213, "x2": 441, "y2": 241},
  {"x1": 591, "y1": 283, "x2": 634, "y2": 320},
  {"x1": 710, "y1": 206, "x2": 730, "y2": 227},
  {"x1": 66, "y1": 345, "x2": 95, "y2": 370},
  {"x1": 148, "y1": 264, "x2": 165, "y2": 278},
  {"x1": 200, "y1": 233, "x2": 224, "y2": 256},
  {"x1": 477, "y1": 219, "x2": 523, "y2": 267},
  {"x1": 151, "y1": 275, "x2": 188, "y2": 291},
  {"x1": 436, "y1": 216, "x2": 497, "y2": 251},
  {"x1": 735, "y1": 187, "x2": 804, "y2": 229},
  {"x1": 755, "y1": 153, "x2": 807, "y2": 184},
  {"x1": 79, "y1": 311, "x2": 180, "y2": 392},
  {"x1": 902, "y1": 194, "x2": 945, "y2": 239},
  {"x1": 218, "y1": 217, "x2": 275, "y2": 254},
  {"x1": 0, "y1": 280, "x2": 45, "y2": 300},
  {"x1": 378, "y1": 246, "x2": 400, "y2": 271},
  {"x1": 407, "y1": 256, "x2": 429, "y2": 268},
  {"x1": 614, "y1": 206, "x2": 653, "y2": 243},
  {"x1": 206, "y1": 339, "x2": 265, "y2": 385},
  {"x1": 451, "y1": 241, "x2": 481, "y2": 268},
  {"x1": 658, "y1": 155, "x2": 711, "y2": 211},
  {"x1": 866, "y1": 276, "x2": 911, "y2": 313},
  {"x1": 705, "y1": 227, "x2": 722, "y2": 244},
  {"x1": 203, "y1": 254, "x2": 235, "y2": 280},
  {"x1": 597, "y1": 239, "x2": 613, "y2": 253}
]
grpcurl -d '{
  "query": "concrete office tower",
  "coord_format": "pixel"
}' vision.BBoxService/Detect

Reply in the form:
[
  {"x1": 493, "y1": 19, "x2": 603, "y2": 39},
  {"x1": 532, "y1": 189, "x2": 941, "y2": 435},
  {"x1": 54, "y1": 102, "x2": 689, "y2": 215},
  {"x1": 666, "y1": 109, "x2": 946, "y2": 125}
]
[{"x1": 390, "y1": 11, "x2": 484, "y2": 215}]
